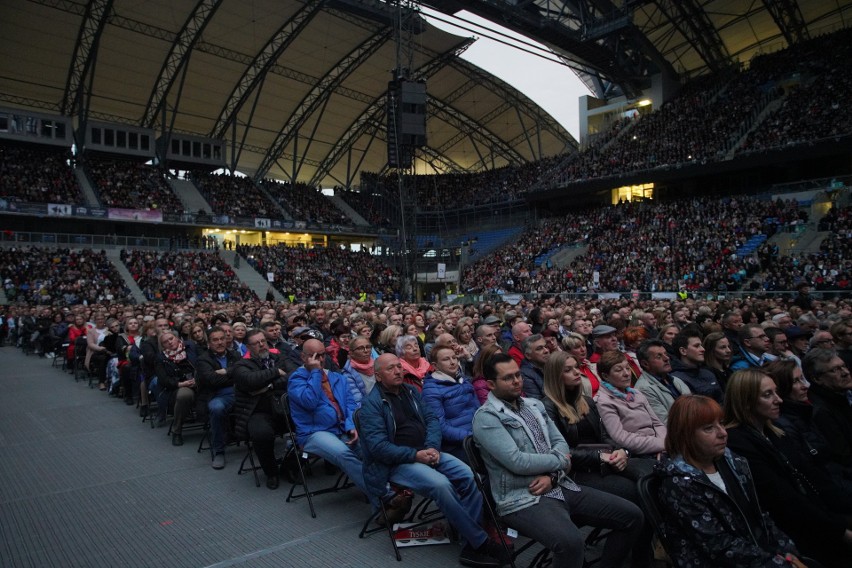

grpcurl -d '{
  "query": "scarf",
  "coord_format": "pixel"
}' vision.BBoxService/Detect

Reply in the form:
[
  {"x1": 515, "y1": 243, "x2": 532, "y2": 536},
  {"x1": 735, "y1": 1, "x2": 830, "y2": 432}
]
[
  {"x1": 349, "y1": 357, "x2": 374, "y2": 377},
  {"x1": 601, "y1": 380, "x2": 637, "y2": 402},
  {"x1": 164, "y1": 341, "x2": 187, "y2": 363},
  {"x1": 400, "y1": 356, "x2": 431, "y2": 379}
]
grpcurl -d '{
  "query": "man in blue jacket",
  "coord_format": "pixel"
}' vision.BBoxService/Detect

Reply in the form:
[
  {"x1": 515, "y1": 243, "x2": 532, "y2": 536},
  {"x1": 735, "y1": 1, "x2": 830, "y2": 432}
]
[
  {"x1": 288, "y1": 339, "x2": 371, "y2": 503},
  {"x1": 359, "y1": 353, "x2": 508, "y2": 567}
]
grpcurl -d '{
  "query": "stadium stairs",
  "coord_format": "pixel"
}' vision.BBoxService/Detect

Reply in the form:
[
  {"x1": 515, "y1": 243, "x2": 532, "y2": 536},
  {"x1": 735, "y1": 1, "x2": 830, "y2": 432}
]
[
  {"x1": 549, "y1": 242, "x2": 590, "y2": 269},
  {"x1": 74, "y1": 168, "x2": 101, "y2": 207},
  {"x1": 218, "y1": 249, "x2": 286, "y2": 301},
  {"x1": 787, "y1": 225, "x2": 831, "y2": 255},
  {"x1": 104, "y1": 249, "x2": 147, "y2": 304},
  {"x1": 326, "y1": 194, "x2": 370, "y2": 226},
  {"x1": 736, "y1": 234, "x2": 769, "y2": 258},
  {"x1": 257, "y1": 184, "x2": 293, "y2": 220},
  {"x1": 168, "y1": 178, "x2": 213, "y2": 215},
  {"x1": 726, "y1": 96, "x2": 787, "y2": 159}
]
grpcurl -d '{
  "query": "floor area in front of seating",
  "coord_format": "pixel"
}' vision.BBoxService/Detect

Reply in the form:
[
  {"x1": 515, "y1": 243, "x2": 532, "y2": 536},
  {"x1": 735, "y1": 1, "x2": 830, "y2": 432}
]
[{"x1": 0, "y1": 346, "x2": 620, "y2": 568}]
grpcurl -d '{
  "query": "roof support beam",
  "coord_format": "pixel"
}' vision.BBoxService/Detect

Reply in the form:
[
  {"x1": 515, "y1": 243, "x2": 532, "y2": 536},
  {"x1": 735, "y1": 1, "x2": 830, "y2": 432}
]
[
  {"x1": 61, "y1": 0, "x2": 114, "y2": 115},
  {"x1": 430, "y1": 98, "x2": 524, "y2": 166},
  {"x1": 255, "y1": 29, "x2": 392, "y2": 181},
  {"x1": 449, "y1": 60, "x2": 576, "y2": 151},
  {"x1": 307, "y1": 44, "x2": 471, "y2": 187},
  {"x1": 652, "y1": 0, "x2": 730, "y2": 73},
  {"x1": 762, "y1": 0, "x2": 809, "y2": 45},
  {"x1": 142, "y1": 0, "x2": 222, "y2": 127},
  {"x1": 212, "y1": 0, "x2": 326, "y2": 139}
]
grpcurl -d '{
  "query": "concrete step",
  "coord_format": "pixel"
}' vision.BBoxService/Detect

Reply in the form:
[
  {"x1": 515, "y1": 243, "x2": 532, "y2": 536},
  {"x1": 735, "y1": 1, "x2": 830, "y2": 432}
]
[
  {"x1": 327, "y1": 194, "x2": 369, "y2": 226},
  {"x1": 74, "y1": 168, "x2": 100, "y2": 207},
  {"x1": 104, "y1": 249, "x2": 147, "y2": 304},
  {"x1": 218, "y1": 249, "x2": 286, "y2": 301},
  {"x1": 550, "y1": 244, "x2": 589, "y2": 269},
  {"x1": 168, "y1": 178, "x2": 212, "y2": 215}
]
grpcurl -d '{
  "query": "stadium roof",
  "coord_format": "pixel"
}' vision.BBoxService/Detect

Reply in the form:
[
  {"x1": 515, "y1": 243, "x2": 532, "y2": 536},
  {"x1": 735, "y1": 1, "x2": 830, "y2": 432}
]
[
  {"x1": 426, "y1": 0, "x2": 852, "y2": 99},
  {"x1": 1, "y1": 0, "x2": 850, "y2": 188},
  {"x1": 0, "y1": 0, "x2": 576, "y2": 187}
]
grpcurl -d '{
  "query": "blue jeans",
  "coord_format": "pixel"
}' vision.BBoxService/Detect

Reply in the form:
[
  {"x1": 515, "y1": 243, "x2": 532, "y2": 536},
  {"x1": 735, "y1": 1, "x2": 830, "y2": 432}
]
[
  {"x1": 302, "y1": 430, "x2": 375, "y2": 506},
  {"x1": 389, "y1": 453, "x2": 486, "y2": 548},
  {"x1": 208, "y1": 387, "x2": 235, "y2": 456}
]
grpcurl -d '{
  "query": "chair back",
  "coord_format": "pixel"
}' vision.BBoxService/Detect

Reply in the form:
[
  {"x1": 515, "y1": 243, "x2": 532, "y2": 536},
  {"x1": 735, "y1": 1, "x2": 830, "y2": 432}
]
[{"x1": 636, "y1": 473, "x2": 671, "y2": 554}]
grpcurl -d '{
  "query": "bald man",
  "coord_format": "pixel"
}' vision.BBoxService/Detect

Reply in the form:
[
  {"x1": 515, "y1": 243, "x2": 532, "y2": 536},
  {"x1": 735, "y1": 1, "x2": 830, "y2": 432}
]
[
  {"x1": 287, "y1": 339, "x2": 373, "y2": 504},
  {"x1": 508, "y1": 321, "x2": 532, "y2": 367},
  {"x1": 358, "y1": 354, "x2": 507, "y2": 567}
]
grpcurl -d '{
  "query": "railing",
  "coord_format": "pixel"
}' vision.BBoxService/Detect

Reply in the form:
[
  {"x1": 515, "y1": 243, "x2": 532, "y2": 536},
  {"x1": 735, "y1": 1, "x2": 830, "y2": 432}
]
[
  {"x1": 0, "y1": 199, "x2": 387, "y2": 236},
  {"x1": 447, "y1": 289, "x2": 851, "y2": 305}
]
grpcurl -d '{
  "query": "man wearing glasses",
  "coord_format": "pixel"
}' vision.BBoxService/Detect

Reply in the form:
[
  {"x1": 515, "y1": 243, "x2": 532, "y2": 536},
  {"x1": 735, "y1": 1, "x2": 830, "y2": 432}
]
[
  {"x1": 232, "y1": 328, "x2": 290, "y2": 489},
  {"x1": 831, "y1": 319, "x2": 852, "y2": 370},
  {"x1": 730, "y1": 324, "x2": 771, "y2": 371},
  {"x1": 803, "y1": 349, "x2": 852, "y2": 470}
]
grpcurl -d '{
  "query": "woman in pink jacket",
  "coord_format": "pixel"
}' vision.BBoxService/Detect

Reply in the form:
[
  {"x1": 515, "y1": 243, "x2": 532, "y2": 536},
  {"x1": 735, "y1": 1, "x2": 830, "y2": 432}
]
[{"x1": 596, "y1": 350, "x2": 667, "y2": 458}]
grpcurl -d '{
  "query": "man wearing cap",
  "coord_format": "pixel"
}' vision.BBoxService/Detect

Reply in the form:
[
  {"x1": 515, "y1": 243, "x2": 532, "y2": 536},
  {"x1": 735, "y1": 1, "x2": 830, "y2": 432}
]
[
  {"x1": 588, "y1": 325, "x2": 619, "y2": 364},
  {"x1": 520, "y1": 334, "x2": 550, "y2": 400},
  {"x1": 785, "y1": 326, "x2": 812, "y2": 360}
]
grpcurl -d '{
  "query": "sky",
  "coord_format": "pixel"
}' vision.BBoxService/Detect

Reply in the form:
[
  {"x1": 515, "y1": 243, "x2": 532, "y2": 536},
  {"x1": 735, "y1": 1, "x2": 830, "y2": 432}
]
[{"x1": 421, "y1": 9, "x2": 593, "y2": 141}]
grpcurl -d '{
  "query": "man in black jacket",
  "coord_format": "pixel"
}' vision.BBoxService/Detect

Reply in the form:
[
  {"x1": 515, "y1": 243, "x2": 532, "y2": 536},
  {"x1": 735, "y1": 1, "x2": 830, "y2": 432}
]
[
  {"x1": 196, "y1": 326, "x2": 241, "y2": 470},
  {"x1": 232, "y1": 328, "x2": 289, "y2": 489}
]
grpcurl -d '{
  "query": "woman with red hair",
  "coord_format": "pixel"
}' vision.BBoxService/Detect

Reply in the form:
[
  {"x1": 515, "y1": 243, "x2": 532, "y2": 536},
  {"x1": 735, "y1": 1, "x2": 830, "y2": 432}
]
[{"x1": 654, "y1": 395, "x2": 803, "y2": 567}]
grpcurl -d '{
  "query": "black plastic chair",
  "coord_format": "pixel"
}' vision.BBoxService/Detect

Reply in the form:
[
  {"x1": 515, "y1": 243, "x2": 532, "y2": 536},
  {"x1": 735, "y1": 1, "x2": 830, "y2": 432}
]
[
  {"x1": 353, "y1": 408, "x2": 446, "y2": 562},
  {"x1": 279, "y1": 392, "x2": 353, "y2": 518}
]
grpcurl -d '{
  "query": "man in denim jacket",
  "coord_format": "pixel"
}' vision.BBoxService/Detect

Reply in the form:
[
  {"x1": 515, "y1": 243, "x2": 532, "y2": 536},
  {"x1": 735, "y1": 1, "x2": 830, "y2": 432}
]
[
  {"x1": 359, "y1": 353, "x2": 508, "y2": 567},
  {"x1": 473, "y1": 353, "x2": 643, "y2": 568}
]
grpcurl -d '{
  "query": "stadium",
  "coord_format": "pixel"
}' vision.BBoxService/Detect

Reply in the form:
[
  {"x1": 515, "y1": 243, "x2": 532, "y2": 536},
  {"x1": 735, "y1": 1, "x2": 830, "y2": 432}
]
[{"x1": 1, "y1": 0, "x2": 852, "y2": 567}]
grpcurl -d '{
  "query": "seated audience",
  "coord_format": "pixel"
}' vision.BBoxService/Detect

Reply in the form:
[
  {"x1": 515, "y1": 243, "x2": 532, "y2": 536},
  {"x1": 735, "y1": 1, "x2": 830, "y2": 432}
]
[{"x1": 655, "y1": 395, "x2": 802, "y2": 567}]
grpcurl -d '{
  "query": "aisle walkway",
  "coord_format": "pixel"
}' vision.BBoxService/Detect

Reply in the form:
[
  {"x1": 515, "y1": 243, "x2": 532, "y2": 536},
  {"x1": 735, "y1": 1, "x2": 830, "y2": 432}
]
[{"x1": 0, "y1": 346, "x2": 464, "y2": 568}]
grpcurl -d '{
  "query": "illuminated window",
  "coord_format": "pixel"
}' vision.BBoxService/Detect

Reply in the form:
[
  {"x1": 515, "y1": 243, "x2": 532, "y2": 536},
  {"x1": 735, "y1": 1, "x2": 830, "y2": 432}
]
[{"x1": 612, "y1": 182, "x2": 654, "y2": 204}]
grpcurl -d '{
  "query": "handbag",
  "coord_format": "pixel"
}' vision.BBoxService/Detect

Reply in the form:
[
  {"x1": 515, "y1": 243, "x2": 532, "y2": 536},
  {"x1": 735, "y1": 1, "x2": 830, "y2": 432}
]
[{"x1": 271, "y1": 392, "x2": 288, "y2": 417}]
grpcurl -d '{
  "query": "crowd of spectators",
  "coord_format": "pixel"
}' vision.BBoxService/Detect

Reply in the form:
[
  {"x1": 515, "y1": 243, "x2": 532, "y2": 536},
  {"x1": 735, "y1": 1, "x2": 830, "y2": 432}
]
[
  {"x1": 120, "y1": 249, "x2": 258, "y2": 303},
  {"x1": 334, "y1": 186, "x2": 393, "y2": 227},
  {"x1": 462, "y1": 195, "x2": 816, "y2": 294},
  {"x1": 85, "y1": 157, "x2": 185, "y2": 212},
  {"x1": 189, "y1": 171, "x2": 280, "y2": 219},
  {"x1": 353, "y1": 28, "x2": 852, "y2": 213},
  {"x1": 259, "y1": 179, "x2": 351, "y2": 226},
  {"x1": 741, "y1": 29, "x2": 852, "y2": 152},
  {"x1": 237, "y1": 244, "x2": 400, "y2": 300},
  {"x1": 0, "y1": 142, "x2": 84, "y2": 205},
  {"x1": 359, "y1": 154, "x2": 564, "y2": 212},
  {"x1": 0, "y1": 247, "x2": 133, "y2": 305}
]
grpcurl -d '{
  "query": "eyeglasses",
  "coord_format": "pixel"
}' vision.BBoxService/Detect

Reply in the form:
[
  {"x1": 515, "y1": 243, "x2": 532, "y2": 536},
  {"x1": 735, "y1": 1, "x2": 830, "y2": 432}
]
[
  {"x1": 814, "y1": 339, "x2": 835, "y2": 345},
  {"x1": 247, "y1": 338, "x2": 267, "y2": 347},
  {"x1": 352, "y1": 345, "x2": 372, "y2": 352},
  {"x1": 749, "y1": 334, "x2": 768, "y2": 340},
  {"x1": 496, "y1": 371, "x2": 522, "y2": 383}
]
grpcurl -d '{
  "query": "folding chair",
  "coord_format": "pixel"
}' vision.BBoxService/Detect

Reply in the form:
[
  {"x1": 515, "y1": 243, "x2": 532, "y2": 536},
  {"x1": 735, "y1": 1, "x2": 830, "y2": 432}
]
[
  {"x1": 354, "y1": 409, "x2": 446, "y2": 562},
  {"x1": 52, "y1": 342, "x2": 68, "y2": 370},
  {"x1": 279, "y1": 392, "x2": 353, "y2": 518},
  {"x1": 237, "y1": 439, "x2": 262, "y2": 488}
]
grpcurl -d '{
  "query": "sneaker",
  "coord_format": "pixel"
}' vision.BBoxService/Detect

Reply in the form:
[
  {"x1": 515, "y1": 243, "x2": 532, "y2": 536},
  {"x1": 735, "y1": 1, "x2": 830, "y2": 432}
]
[
  {"x1": 212, "y1": 453, "x2": 226, "y2": 470},
  {"x1": 458, "y1": 541, "x2": 504, "y2": 568},
  {"x1": 171, "y1": 434, "x2": 183, "y2": 446},
  {"x1": 266, "y1": 475, "x2": 280, "y2": 490}
]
